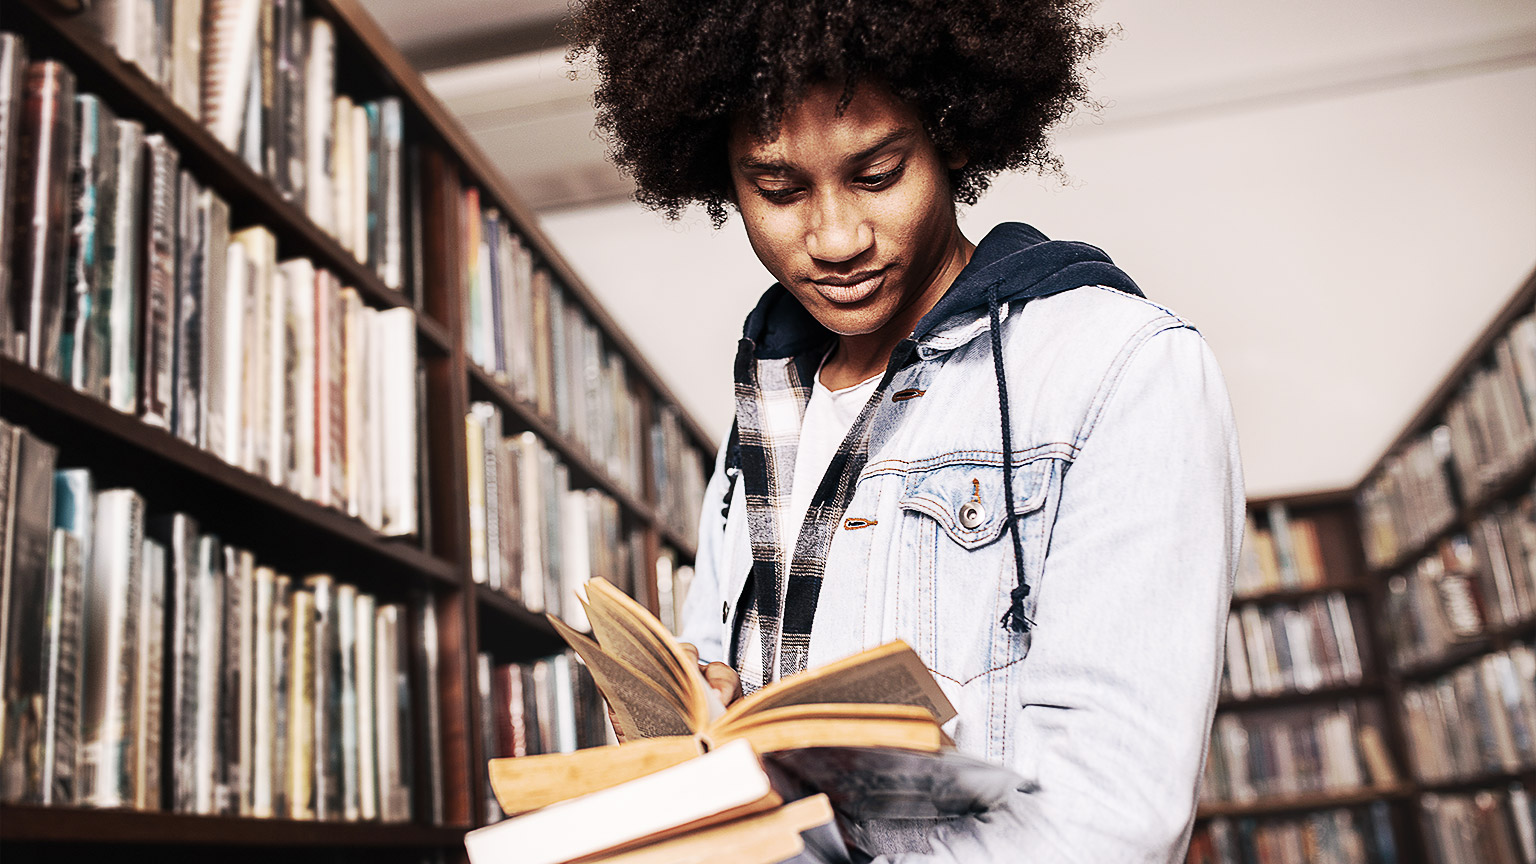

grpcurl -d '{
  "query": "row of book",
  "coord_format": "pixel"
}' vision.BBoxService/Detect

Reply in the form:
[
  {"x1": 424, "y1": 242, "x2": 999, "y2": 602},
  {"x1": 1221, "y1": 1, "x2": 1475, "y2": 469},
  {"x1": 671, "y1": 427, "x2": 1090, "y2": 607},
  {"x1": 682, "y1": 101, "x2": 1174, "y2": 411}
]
[
  {"x1": 461, "y1": 190, "x2": 646, "y2": 497},
  {"x1": 1421, "y1": 785, "x2": 1536, "y2": 864},
  {"x1": 464, "y1": 405, "x2": 651, "y2": 618},
  {"x1": 475, "y1": 651, "x2": 610, "y2": 824},
  {"x1": 1188, "y1": 803, "x2": 1400, "y2": 864},
  {"x1": 1400, "y1": 643, "x2": 1536, "y2": 784},
  {"x1": 1221, "y1": 593, "x2": 1368, "y2": 702},
  {"x1": 1237, "y1": 504, "x2": 1337, "y2": 598},
  {"x1": 652, "y1": 404, "x2": 708, "y2": 550},
  {"x1": 82, "y1": 1, "x2": 417, "y2": 294},
  {"x1": 654, "y1": 546, "x2": 697, "y2": 638},
  {"x1": 1202, "y1": 702, "x2": 1397, "y2": 805},
  {"x1": 1358, "y1": 309, "x2": 1536, "y2": 569},
  {"x1": 2, "y1": 34, "x2": 421, "y2": 537},
  {"x1": 0, "y1": 421, "x2": 440, "y2": 820},
  {"x1": 1382, "y1": 494, "x2": 1536, "y2": 670}
]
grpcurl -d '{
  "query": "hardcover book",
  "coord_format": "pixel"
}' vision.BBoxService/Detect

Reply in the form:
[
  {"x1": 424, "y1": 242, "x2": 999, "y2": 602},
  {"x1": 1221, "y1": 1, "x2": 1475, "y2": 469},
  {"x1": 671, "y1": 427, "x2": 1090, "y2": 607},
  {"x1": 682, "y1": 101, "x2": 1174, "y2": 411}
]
[{"x1": 13, "y1": 60, "x2": 76, "y2": 375}]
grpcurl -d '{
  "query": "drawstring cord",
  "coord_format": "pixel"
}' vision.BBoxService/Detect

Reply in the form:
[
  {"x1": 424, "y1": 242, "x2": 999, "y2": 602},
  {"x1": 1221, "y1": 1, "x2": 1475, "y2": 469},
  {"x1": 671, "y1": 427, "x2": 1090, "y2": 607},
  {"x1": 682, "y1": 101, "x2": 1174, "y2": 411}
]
[{"x1": 988, "y1": 282, "x2": 1034, "y2": 633}]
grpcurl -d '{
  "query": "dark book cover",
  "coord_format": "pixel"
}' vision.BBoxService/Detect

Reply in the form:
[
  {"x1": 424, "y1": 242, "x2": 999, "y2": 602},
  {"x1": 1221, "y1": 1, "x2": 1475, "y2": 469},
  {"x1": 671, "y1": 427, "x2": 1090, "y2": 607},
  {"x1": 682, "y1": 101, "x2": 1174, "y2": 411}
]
[
  {"x1": 269, "y1": 573, "x2": 291, "y2": 818},
  {"x1": 0, "y1": 34, "x2": 29, "y2": 359},
  {"x1": 476, "y1": 652, "x2": 496, "y2": 824},
  {"x1": 267, "y1": 0, "x2": 290, "y2": 196},
  {"x1": 135, "y1": 534, "x2": 165, "y2": 810},
  {"x1": 63, "y1": 94, "x2": 115, "y2": 396},
  {"x1": 254, "y1": 0, "x2": 276, "y2": 180},
  {"x1": 278, "y1": 0, "x2": 306, "y2": 204},
  {"x1": 219, "y1": 546, "x2": 250, "y2": 814},
  {"x1": 520, "y1": 661, "x2": 544, "y2": 758},
  {"x1": 102, "y1": 119, "x2": 145, "y2": 415},
  {"x1": 12, "y1": 60, "x2": 77, "y2": 375},
  {"x1": 173, "y1": 170, "x2": 204, "y2": 445},
  {"x1": 485, "y1": 211, "x2": 506, "y2": 378},
  {"x1": 305, "y1": 574, "x2": 343, "y2": 821},
  {"x1": 148, "y1": 512, "x2": 200, "y2": 813},
  {"x1": 137, "y1": 134, "x2": 179, "y2": 429},
  {"x1": 0, "y1": 427, "x2": 58, "y2": 803},
  {"x1": 40, "y1": 525, "x2": 83, "y2": 806},
  {"x1": 378, "y1": 98, "x2": 403, "y2": 292},
  {"x1": 405, "y1": 141, "x2": 425, "y2": 311},
  {"x1": 409, "y1": 590, "x2": 444, "y2": 825},
  {"x1": 335, "y1": 583, "x2": 358, "y2": 821},
  {"x1": 364, "y1": 101, "x2": 383, "y2": 277}
]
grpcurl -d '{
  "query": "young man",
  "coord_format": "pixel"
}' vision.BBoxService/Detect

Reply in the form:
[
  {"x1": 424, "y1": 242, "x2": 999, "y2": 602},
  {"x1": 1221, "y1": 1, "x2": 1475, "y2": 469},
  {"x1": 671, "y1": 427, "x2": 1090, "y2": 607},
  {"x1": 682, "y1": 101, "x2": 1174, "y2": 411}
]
[{"x1": 572, "y1": 2, "x2": 1244, "y2": 861}]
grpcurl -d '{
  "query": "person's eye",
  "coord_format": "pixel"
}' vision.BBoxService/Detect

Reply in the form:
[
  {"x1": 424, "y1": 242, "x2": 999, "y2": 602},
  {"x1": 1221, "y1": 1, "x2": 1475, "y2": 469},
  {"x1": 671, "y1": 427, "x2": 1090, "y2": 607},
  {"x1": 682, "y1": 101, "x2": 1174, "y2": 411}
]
[
  {"x1": 856, "y1": 162, "x2": 906, "y2": 190},
  {"x1": 754, "y1": 185, "x2": 803, "y2": 204}
]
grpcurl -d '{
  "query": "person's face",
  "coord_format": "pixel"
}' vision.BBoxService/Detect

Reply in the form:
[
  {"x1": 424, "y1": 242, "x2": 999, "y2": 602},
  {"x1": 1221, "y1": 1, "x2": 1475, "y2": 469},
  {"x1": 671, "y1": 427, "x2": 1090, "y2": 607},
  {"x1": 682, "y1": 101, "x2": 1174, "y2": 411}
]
[{"x1": 727, "y1": 82, "x2": 967, "y2": 340}]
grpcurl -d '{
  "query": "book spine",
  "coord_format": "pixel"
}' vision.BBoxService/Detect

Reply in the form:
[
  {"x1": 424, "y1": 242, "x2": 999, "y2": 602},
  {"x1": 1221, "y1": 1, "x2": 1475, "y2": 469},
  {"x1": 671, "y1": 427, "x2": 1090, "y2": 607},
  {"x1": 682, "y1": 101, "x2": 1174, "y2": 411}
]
[
  {"x1": 279, "y1": 0, "x2": 306, "y2": 203},
  {"x1": 172, "y1": 170, "x2": 203, "y2": 445},
  {"x1": 79, "y1": 488, "x2": 143, "y2": 809},
  {"x1": 220, "y1": 239, "x2": 248, "y2": 467},
  {"x1": 39, "y1": 527, "x2": 83, "y2": 806},
  {"x1": 361, "y1": 307, "x2": 383, "y2": 531},
  {"x1": 63, "y1": 94, "x2": 107, "y2": 394},
  {"x1": 202, "y1": 191, "x2": 231, "y2": 458},
  {"x1": 465, "y1": 412, "x2": 487, "y2": 586},
  {"x1": 411, "y1": 591, "x2": 444, "y2": 825},
  {"x1": 137, "y1": 134, "x2": 179, "y2": 429},
  {"x1": 341, "y1": 289, "x2": 364, "y2": 518},
  {"x1": 269, "y1": 574, "x2": 291, "y2": 817},
  {"x1": 151, "y1": 512, "x2": 199, "y2": 813},
  {"x1": 250, "y1": 565, "x2": 275, "y2": 817},
  {"x1": 263, "y1": 239, "x2": 285, "y2": 486},
  {"x1": 192, "y1": 534, "x2": 224, "y2": 814},
  {"x1": 313, "y1": 270, "x2": 334, "y2": 508},
  {"x1": 326, "y1": 275, "x2": 348, "y2": 510},
  {"x1": 375, "y1": 603, "x2": 411, "y2": 822},
  {"x1": 332, "y1": 95, "x2": 353, "y2": 254},
  {"x1": 0, "y1": 36, "x2": 29, "y2": 360},
  {"x1": 281, "y1": 259, "x2": 316, "y2": 500},
  {"x1": 219, "y1": 546, "x2": 251, "y2": 814},
  {"x1": 136, "y1": 536, "x2": 166, "y2": 810},
  {"x1": 104, "y1": 120, "x2": 145, "y2": 415},
  {"x1": 0, "y1": 410, "x2": 59, "y2": 807},
  {"x1": 304, "y1": 574, "x2": 340, "y2": 820},
  {"x1": 353, "y1": 591, "x2": 377, "y2": 821},
  {"x1": 304, "y1": 18, "x2": 335, "y2": 235},
  {"x1": 170, "y1": 0, "x2": 203, "y2": 120},
  {"x1": 476, "y1": 652, "x2": 496, "y2": 823},
  {"x1": 287, "y1": 587, "x2": 314, "y2": 819},
  {"x1": 336, "y1": 583, "x2": 359, "y2": 821},
  {"x1": 364, "y1": 102, "x2": 381, "y2": 273},
  {"x1": 379, "y1": 99, "x2": 403, "y2": 291},
  {"x1": 350, "y1": 105, "x2": 368, "y2": 264},
  {"x1": 14, "y1": 61, "x2": 77, "y2": 375}
]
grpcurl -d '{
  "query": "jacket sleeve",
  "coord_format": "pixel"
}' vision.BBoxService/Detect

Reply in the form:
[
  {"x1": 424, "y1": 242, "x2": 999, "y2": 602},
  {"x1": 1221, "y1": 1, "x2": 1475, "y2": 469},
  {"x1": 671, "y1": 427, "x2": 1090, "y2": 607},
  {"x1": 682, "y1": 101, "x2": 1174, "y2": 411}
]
[
  {"x1": 891, "y1": 325, "x2": 1244, "y2": 863},
  {"x1": 677, "y1": 440, "x2": 732, "y2": 664}
]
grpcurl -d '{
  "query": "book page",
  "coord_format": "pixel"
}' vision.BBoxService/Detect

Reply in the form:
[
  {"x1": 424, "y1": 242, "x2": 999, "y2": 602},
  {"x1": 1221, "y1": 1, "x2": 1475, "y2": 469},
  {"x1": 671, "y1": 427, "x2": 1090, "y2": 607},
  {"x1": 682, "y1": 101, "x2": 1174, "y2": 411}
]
[
  {"x1": 549, "y1": 616, "x2": 694, "y2": 739},
  {"x1": 586, "y1": 579, "x2": 715, "y2": 728},
  {"x1": 721, "y1": 641, "x2": 956, "y2": 727}
]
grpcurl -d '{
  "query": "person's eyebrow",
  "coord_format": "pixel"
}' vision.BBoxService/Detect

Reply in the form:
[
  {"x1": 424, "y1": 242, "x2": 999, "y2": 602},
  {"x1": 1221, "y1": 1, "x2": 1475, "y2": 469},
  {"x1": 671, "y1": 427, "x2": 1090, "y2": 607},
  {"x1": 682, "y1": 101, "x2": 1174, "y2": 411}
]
[{"x1": 735, "y1": 127, "x2": 916, "y2": 174}]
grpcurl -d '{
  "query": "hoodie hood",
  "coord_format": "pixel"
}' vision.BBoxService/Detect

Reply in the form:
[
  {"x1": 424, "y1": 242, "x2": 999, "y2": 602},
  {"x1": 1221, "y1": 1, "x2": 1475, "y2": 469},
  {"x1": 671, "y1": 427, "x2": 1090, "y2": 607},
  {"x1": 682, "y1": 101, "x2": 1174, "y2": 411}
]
[{"x1": 739, "y1": 222, "x2": 1143, "y2": 359}]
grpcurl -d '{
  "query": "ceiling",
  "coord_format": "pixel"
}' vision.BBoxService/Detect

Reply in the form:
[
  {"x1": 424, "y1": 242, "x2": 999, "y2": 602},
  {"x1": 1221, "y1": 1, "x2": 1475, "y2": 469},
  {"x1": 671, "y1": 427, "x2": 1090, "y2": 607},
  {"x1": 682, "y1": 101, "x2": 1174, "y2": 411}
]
[{"x1": 366, "y1": 0, "x2": 1536, "y2": 497}]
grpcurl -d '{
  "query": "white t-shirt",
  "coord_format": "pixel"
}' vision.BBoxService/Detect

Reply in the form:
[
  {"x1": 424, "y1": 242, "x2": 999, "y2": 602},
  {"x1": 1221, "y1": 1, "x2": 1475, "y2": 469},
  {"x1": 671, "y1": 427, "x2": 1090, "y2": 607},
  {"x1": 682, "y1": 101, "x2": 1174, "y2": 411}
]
[{"x1": 786, "y1": 367, "x2": 882, "y2": 542}]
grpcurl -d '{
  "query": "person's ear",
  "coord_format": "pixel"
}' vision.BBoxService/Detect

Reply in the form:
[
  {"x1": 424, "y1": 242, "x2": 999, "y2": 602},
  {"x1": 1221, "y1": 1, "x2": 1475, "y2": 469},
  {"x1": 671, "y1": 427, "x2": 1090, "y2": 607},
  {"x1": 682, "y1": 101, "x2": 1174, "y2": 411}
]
[{"x1": 946, "y1": 148, "x2": 969, "y2": 171}]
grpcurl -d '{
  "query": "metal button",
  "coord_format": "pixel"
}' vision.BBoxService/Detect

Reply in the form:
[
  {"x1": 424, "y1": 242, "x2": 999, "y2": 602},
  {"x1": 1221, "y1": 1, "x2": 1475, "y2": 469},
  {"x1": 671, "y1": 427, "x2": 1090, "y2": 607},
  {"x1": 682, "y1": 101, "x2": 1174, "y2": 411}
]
[{"x1": 958, "y1": 501, "x2": 986, "y2": 530}]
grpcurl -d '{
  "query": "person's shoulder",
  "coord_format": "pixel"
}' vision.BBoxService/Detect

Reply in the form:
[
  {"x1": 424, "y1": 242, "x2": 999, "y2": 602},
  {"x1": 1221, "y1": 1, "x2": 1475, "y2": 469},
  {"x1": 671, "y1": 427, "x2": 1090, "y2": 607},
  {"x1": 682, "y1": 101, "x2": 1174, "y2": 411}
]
[{"x1": 1032, "y1": 284, "x2": 1197, "y2": 337}]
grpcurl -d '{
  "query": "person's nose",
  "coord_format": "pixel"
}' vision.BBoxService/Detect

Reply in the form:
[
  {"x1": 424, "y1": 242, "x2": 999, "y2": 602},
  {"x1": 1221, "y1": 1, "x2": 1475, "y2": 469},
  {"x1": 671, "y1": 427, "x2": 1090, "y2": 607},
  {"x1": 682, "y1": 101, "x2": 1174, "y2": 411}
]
[{"x1": 805, "y1": 190, "x2": 873, "y2": 264}]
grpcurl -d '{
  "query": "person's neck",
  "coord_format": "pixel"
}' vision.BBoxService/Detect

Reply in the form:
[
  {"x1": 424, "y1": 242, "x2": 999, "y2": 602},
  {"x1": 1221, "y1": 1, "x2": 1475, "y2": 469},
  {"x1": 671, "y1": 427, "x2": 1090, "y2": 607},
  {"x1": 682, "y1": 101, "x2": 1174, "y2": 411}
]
[{"x1": 818, "y1": 228, "x2": 975, "y2": 391}]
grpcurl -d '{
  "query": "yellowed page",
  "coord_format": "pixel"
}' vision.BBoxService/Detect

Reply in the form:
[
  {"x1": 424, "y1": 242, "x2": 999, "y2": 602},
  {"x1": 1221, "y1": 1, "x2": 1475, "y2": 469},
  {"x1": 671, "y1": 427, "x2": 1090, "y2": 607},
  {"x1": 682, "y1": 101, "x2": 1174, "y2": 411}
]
[
  {"x1": 586, "y1": 578, "x2": 716, "y2": 728},
  {"x1": 572, "y1": 795, "x2": 833, "y2": 864},
  {"x1": 708, "y1": 709, "x2": 942, "y2": 755},
  {"x1": 580, "y1": 594, "x2": 692, "y2": 703},
  {"x1": 721, "y1": 641, "x2": 956, "y2": 727},
  {"x1": 488, "y1": 736, "x2": 702, "y2": 816},
  {"x1": 550, "y1": 615, "x2": 695, "y2": 739}
]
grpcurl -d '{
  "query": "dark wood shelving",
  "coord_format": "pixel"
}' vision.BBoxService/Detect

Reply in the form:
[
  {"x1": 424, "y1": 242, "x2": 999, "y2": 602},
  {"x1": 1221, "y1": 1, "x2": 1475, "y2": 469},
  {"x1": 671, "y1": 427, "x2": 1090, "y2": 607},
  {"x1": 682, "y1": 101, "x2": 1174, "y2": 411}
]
[
  {"x1": 1368, "y1": 451, "x2": 1536, "y2": 576},
  {"x1": 0, "y1": 358, "x2": 457, "y2": 588},
  {"x1": 1219, "y1": 679, "x2": 1381, "y2": 712},
  {"x1": 1196, "y1": 783, "x2": 1415, "y2": 820},
  {"x1": 473, "y1": 585, "x2": 566, "y2": 660},
  {"x1": 1415, "y1": 769, "x2": 1536, "y2": 796},
  {"x1": 1231, "y1": 582, "x2": 1371, "y2": 606},
  {"x1": 0, "y1": 805, "x2": 467, "y2": 846},
  {"x1": 1393, "y1": 617, "x2": 1536, "y2": 682},
  {"x1": 12, "y1": 0, "x2": 453, "y2": 358}
]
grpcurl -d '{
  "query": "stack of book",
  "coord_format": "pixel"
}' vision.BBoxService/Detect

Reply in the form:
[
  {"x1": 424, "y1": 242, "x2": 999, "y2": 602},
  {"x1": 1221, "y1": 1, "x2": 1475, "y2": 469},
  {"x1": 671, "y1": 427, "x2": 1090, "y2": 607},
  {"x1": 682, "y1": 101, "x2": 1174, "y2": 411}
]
[
  {"x1": 1221, "y1": 592, "x2": 1368, "y2": 701},
  {"x1": 464, "y1": 407, "x2": 649, "y2": 620},
  {"x1": 475, "y1": 650, "x2": 611, "y2": 825},
  {"x1": 1420, "y1": 784, "x2": 1536, "y2": 864},
  {"x1": 1202, "y1": 702, "x2": 1397, "y2": 805},
  {"x1": 0, "y1": 421, "x2": 434, "y2": 820},
  {"x1": 1358, "y1": 309, "x2": 1536, "y2": 569},
  {"x1": 1236, "y1": 503, "x2": 1335, "y2": 596},
  {"x1": 651, "y1": 405, "x2": 707, "y2": 550},
  {"x1": 80, "y1": 3, "x2": 417, "y2": 298},
  {"x1": 1400, "y1": 643, "x2": 1536, "y2": 784},
  {"x1": 1188, "y1": 803, "x2": 1400, "y2": 864},
  {"x1": 1, "y1": 32, "x2": 421, "y2": 538},
  {"x1": 1382, "y1": 497, "x2": 1536, "y2": 671},
  {"x1": 459, "y1": 192, "x2": 646, "y2": 497}
]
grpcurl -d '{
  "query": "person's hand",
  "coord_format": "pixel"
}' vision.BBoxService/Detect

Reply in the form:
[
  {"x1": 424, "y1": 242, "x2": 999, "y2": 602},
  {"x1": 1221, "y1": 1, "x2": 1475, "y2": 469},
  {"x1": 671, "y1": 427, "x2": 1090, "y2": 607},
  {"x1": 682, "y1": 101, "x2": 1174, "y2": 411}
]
[
  {"x1": 680, "y1": 642, "x2": 743, "y2": 709},
  {"x1": 605, "y1": 643, "x2": 743, "y2": 744}
]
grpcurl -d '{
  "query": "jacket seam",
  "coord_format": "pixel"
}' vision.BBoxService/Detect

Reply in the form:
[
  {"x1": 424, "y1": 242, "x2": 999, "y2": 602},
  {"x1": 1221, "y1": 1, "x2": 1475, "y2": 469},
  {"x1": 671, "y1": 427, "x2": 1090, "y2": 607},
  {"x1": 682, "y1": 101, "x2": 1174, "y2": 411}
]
[
  {"x1": 928, "y1": 655, "x2": 1028, "y2": 687},
  {"x1": 1073, "y1": 319, "x2": 1196, "y2": 449}
]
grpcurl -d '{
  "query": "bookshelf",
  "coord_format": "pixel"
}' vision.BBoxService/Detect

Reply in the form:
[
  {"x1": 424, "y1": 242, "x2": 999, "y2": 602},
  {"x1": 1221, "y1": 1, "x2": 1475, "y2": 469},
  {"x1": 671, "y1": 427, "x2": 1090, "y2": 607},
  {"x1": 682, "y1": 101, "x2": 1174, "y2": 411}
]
[{"x1": 1, "y1": 0, "x2": 716, "y2": 861}]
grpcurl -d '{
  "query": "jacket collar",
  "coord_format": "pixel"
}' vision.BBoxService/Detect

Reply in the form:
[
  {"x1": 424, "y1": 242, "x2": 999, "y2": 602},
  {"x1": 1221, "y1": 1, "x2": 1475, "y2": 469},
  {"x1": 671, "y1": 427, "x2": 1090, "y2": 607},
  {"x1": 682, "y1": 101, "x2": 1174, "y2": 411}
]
[{"x1": 738, "y1": 222, "x2": 1143, "y2": 361}]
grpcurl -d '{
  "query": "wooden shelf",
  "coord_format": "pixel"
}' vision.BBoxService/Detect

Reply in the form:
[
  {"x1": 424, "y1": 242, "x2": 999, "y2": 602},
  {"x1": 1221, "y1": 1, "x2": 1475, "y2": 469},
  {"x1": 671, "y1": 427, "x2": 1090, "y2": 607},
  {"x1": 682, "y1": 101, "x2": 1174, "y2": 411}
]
[
  {"x1": 0, "y1": 358, "x2": 457, "y2": 589},
  {"x1": 1196, "y1": 784, "x2": 1414, "y2": 820},
  {"x1": 1368, "y1": 450, "x2": 1536, "y2": 576},
  {"x1": 1416, "y1": 769, "x2": 1536, "y2": 795},
  {"x1": 1218, "y1": 679, "x2": 1381, "y2": 712},
  {"x1": 1393, "y1": 617, "x2": 1536, "y2": 682},
  {"x1": 12, "y1": 0, "x2": 453, "y2": 357},
  {"x1": 0, "y1": 805, "x2": 467, "y2": 846},
  {"x1": 473, "y1": 585, "x2": 568, "y2": 661},
  {"x1": 1231, "y1": 583, "x2": 1370, "y2": 605}
]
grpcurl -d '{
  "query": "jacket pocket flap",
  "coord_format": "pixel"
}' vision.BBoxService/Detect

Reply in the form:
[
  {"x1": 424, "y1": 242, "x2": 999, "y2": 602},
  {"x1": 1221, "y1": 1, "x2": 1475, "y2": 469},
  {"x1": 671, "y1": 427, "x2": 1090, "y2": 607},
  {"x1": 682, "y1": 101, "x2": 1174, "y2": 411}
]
[{"x1": 898, "y1": 456, "x2": 1053, "y2": 549}]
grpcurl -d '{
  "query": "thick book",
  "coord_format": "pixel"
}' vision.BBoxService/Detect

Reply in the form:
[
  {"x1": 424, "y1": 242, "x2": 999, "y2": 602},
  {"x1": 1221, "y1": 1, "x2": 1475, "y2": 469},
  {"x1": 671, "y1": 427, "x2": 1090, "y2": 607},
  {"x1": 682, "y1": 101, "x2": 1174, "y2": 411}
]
[
  {"x1": 150, "y1": 512, "x2": 202, "y2": 813},
  {"x1": 172, "y1": 170, "x2": 203, "y2": 445},
  {"x1": 490, "y1": 578, "x2": 954, "y2": 817},
  {"x1": 376, "y1": 308, "x2": 418, "y2": 537},
  {"x1": 305, "y1": 574, "x2": 342, "y2": 821},
  {"x1": 250, "y1": 565, "x2": 277, "y2": 817},
  {"x1": 103, "y1": 119, "x2": 145, "y2": 415},
  {"x1": 0, "y1": 35, "x2": 28, "y2": 359},
  {"x1": 79, "y1": 488, "x2": 144, "y2": 809},
  {"x1": 375, "y1": 602, "x2": 412, "y2": 822},
  {"x1": 336, "y1": 583, "x2": 359, "y2": 821},
  {"x1": 466, "y1": 740, "x2": 830, "y2": 864},
  {"x1": 279, "y1": 259, "x2": 317, "y2": 501},
  {"x1": 201, "y1": 189, "x2": 232, "y2": 458},
  {"x1": 63, "y1": 94, "x2": 116, "y2": 397},
  {"x1": 203, "y1": 0, "x2": 260, "y2": 150},
  {"x1": 224, "y1": 547, "x2": 256, "y2": 814},
  {"x1": 13, "y1": 60, "x2": 76, "y2": 375},
  {"x1": 0, "y1": 427, "x2": 59, "y2": 803},
  {"x1": 287, "y1": 586, "x2": 315, "y2": 819},
  {"x1": 410, "y1": 590, "x2": 445, "y2": 825},
  {"x1": 135, "y1": 535, "x2": 166, "y2": 810},
  {"x1": 137, "y1": 134, "x2": 179, "y2": 429},
  {"x1": 353, "y1": 591, "x2": 378, "y2": 821},
  {"x1": 43, "y1": 468, "x2": 93, "y2": 806}
]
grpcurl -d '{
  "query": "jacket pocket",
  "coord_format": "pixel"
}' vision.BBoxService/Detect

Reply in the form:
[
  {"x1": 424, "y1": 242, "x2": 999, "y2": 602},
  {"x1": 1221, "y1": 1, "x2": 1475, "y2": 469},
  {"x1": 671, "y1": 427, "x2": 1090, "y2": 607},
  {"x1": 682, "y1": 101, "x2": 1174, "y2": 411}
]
[{"x1": 896, "y1": 454, "x2": 1061, "y2": 685}]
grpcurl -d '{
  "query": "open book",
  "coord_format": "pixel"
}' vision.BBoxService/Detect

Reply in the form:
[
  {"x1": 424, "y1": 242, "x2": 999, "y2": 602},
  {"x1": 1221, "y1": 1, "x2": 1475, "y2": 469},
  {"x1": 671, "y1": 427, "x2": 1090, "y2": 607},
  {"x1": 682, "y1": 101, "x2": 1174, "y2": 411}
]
[{"x1": 491, "y1": 578, "x2": 958, "y2": 817}]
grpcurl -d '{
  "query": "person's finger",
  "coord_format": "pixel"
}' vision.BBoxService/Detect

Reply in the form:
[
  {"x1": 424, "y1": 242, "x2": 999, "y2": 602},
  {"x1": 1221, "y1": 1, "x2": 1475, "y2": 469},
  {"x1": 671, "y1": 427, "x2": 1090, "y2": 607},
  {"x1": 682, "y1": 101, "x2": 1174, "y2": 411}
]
[
  {"x1": 679, "y1": 642, "x2": 701, "y2": 668},
  {"x1": 702, "y1": 661, "x2": 742, "y2": 706},
  {"x1": 606, "y1": 701, "x2": 627, "y2": 744}
]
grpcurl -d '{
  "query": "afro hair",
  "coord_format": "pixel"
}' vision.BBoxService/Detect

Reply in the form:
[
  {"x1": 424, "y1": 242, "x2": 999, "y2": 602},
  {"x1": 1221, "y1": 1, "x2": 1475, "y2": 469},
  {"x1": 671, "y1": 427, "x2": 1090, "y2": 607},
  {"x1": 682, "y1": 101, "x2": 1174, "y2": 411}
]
[{"x1": 568, "y1": 0, "x2": 1110, "y2": 226}]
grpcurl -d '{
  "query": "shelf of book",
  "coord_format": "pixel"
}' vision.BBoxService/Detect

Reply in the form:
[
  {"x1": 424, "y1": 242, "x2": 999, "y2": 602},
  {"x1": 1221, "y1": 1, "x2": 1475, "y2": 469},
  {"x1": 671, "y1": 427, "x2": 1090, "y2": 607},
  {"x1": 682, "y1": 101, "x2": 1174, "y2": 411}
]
[
  {"x1": 1196, "y1": 784, "x2": 1415, "y2": 821},
  {"x1": 1394, "y1": 617, "x2": 1536, "y2": 683},
  {"x1": 1217, "y1": 679, "x2": 1382, "y2": 712},
  {"x1": 1416, "y1": 769, "x2": 1536, "y2": 795},
  {"x1": 0, "y1": 356, "x2": 457, "y2": 587},
  {"x1": 1368, "y1": 450, "x2": 1536, "y2": 576},
  {"x1": 10, "y1": 0, "x2": 453, "y2": 357},
  {"x1": 473, "y1": 585, "x2": 564, "y2": 654},
  {"x1": 0, "y1": 805, "x2": 469, "y2": 846},
  {"x1": 1230, "y1": 582, "x2": 1371, "y2": 606}
]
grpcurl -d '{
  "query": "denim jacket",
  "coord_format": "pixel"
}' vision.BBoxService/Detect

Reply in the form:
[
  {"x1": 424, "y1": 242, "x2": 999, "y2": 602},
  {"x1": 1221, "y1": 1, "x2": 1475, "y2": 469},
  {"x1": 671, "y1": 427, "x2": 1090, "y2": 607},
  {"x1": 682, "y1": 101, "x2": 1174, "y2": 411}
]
[{"x1": 680, "y1": 224, "x2": 1244, "y2": 862}]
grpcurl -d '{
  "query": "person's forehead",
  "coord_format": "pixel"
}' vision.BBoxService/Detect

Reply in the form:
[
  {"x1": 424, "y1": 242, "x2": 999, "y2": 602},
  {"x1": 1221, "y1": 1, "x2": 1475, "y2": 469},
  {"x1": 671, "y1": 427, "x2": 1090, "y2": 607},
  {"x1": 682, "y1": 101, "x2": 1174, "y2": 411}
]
[{"x1": 730, "y1": 83, "x2": 922, "y2": 162}]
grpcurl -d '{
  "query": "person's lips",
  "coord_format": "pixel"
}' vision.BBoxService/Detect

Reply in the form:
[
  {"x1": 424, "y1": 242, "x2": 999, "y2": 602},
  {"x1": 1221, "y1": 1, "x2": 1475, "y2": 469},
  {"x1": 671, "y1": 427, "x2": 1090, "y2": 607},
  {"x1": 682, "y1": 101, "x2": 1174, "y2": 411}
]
[{"x1": 810, "y1": 268, "x2": 887, "y2": 304}]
